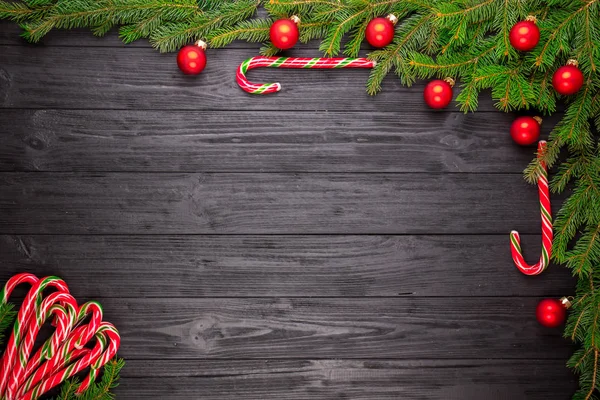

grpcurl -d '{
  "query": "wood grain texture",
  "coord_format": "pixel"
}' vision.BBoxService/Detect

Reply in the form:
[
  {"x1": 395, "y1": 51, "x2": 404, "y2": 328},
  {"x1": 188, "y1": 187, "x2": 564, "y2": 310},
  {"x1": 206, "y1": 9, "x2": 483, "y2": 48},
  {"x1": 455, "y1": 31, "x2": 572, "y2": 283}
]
[
  {"x1": 0, "y1": 19, "x2": 576, "y2": 398},
  {"x1": 0, "y1": 234, "x2": 574, "y2": 298},
  {"x1": 113, "y1": 359, "x2": 575, "y2": 399},
  {"x1": 0, "y1": 109, "x2": 559, "y2": 173},
  {"x1": 0, "y1": 173, "x2": 559, "y2": 234},
  {"x1": 0, "y1": 45, "x2": 502, "y2": 112},
  {"x1": 96, "y1": 297, "x2": 571, "y2": 360}
]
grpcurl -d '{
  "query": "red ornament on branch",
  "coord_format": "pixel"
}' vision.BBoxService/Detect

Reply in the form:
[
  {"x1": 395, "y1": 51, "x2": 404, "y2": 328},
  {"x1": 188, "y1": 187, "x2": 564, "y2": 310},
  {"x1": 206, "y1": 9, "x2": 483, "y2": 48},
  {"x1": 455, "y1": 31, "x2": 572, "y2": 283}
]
[
  {"x1": 510, "y1": 116, "x2": 541, "y2": 146},
  {"x1": 270, "y1": 16, "x2": 300, "y2": 50},
  {"x1": 536, "y1": 297, "x2": 571, "y2": 328},
  {"x1": 509, "y1": 16, "x2": 540, "y2": 51},
  {"x1": 553, "y1": 59, "x2": 584, "y2": 95},
  {"x1": 423, "y1": 78, "x2": 454, "y2": 109},
  {"x1": 177, "y1": 40, "x2": 207, "y2": 75},
  {"x1": 365, "y1": 14, "x2": 398, "y2": 48}
]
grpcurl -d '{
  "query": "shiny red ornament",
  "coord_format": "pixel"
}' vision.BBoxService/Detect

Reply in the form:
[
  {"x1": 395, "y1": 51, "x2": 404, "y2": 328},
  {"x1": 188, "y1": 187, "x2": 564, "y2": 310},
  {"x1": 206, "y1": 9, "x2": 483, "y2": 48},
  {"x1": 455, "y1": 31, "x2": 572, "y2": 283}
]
[
  {"x1": 536, "y1": 298, "x2": 570, "y2": 328},
  {"x1": 177, "y1": 40, "x2": 207, "y2": 75},
  {"x1": 510, "y1": 116, "x2": 541, "y2": 146},
  {"x1": 424, "y1": 78, "x2": 454, "y2": 109},
  {"x1": 365, "y1": 14, "x2": 397, "y2": 48},
  {"x1": 553, "y1": 60, "x2": 584, "y2": 95},
  {"x1": 270, "y1": 16, "x2": 300, "y2": 50},
  {"x1": 509, "y1": 18, "x2": 540, "y2": 51}
]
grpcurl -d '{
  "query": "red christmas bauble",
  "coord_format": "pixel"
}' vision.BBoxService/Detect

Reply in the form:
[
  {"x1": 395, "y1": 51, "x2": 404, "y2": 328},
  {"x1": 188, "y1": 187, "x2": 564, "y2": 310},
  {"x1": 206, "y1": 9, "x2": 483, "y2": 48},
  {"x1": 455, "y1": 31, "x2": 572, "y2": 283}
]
[
  {"x1": 270, "y1": 17, "x2": 300, "y2": 50},
  {"x1": 510, "y1": 116, "x2": 541, "y2": 146},
  {"x1": 424, "y1": 79, "x2": 454, "y2": 109},
  {"x1": 536, "y1": 298, "x2": 567, "y2": 328},
  {"x1": 365, "y1": 14, "x2": 397, "y2": 48},
  {"x1": 553, "y1": 62, "x2": 584, "y2": 95},
  {"x1": 509, "y1": 19, "x2": 540, "y2": 51},
  {"x1": 177, "y1": 41, "x2": 207, "y2": 75}
]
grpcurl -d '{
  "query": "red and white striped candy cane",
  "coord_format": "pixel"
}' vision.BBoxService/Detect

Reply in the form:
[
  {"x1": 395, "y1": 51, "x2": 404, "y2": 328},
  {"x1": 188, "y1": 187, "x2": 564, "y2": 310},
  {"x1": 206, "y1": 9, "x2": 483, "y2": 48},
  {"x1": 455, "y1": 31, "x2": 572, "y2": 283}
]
[
  {"x1": 0, "y1": 273, "x2": 39, "y2": 306},
  {"x1": 0, "y1": 276, "x2": 69, "y2": 396},
  {"x1": 73, "y1": 301, "x2": 104, "y2": 349},
  {"x1": 510, "y1": 140, "x2": 553, "y2": 275},
  {"x1": 21, "y1": 304, "x2": 75, "y2": 384},
  {"x1": 76, "y1": 322, "x2": 121, "y2": 395},
  {"x1": 236, "y1": 56, "x2": 376, "y2": 94},
  {"x1": 6, "y1": 293, "x2": 78, "y2": 399},
  {"x1": 16, "y1": 336, "x2": 94, "y2": 399}
]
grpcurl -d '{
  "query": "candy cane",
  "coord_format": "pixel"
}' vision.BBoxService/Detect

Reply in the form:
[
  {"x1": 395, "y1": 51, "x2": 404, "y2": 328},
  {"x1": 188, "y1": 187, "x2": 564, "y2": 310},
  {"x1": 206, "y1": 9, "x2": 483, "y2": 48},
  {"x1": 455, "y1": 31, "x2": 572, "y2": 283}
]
[
  {"x1": 0, "y1": 273, "x2": 39, "y2": 306},
  {"x1": 0, "y1": 276, "x2": 69, "y2": 396},
  {"x1": 5, "y1": 292, "x2": 77, "y2": 398},
  {"x1": 510, "y1": 140, "x2": 553, "y2": 275},
  {"x1": 76, "y1": 323, "x2": 121, "y2": 395},
  {"x1": 236, "y1": 56, "x2": 376, "y2": 94},
  {"x1": 21, "y1": 303, "x2": 75, "y2": 383},
  {"x1": 73, "y1": 301, "x2": 104, "y2": 349},
  {"x1": 15, "y1": 318, "x2": 102, "y2": 398},
  {"x1": 16, "y1": 332, "x2": 95, "y2": 399}
]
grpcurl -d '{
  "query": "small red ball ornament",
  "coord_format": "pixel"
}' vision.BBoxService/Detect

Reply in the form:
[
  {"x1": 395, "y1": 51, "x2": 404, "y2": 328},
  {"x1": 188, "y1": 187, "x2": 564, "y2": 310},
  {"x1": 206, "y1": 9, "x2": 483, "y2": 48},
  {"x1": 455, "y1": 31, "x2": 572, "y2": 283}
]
[
  {"x1": 509, "y1": 16, "x2": 540, "y2": 51},
  {"x1": 424, "y1": 78, "x2": 454, "y2": 109},
  {"x1": 365, "y1": 14, "x2": 398, "y2": 48},
  {"x1": 553, "y1": 59, "x2": 584, "y2": 95},
  {"x1": 270, "y1": 16, "x2": 300, "y2": 50},
  {"x1": 510, "y1": 116, "x2": 542, "y2": 146},
  {"x1": 177, "y1": 40, "x2": 207, "y2": 75},
  {"x1": 536, "y1": 297, "x2": 571, "y2": 328}
]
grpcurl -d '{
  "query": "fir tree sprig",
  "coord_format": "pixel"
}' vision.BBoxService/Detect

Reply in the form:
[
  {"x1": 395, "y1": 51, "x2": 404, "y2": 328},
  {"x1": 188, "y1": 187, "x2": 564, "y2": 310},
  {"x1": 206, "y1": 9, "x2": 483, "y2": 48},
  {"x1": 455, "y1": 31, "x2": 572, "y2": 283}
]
[
  {"x1": 0, "y1": 303, "x2": 17, "y2": 350},
  {"x1": 2, "y1": 0, "x2": 600, "y2": 398},
  {"x1": 54, "y1": 358, "x2": 125, "y2": 400}
]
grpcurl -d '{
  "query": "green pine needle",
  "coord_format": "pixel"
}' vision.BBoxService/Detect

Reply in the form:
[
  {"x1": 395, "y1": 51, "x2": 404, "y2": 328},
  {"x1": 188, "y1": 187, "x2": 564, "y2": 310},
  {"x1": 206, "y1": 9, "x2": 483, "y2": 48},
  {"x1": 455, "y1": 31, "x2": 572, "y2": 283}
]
[{"x1": 0, "y1": 303, "x2": 16, "y2": 349}]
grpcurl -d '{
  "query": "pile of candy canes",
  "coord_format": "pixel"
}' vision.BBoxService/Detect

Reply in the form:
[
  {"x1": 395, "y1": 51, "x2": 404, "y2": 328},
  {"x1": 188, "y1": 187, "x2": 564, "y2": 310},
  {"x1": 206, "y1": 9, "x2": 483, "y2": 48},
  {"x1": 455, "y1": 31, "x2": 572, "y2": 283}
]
[{"x1": 0, "y1": 273, "x2": 120, "y2": 400}]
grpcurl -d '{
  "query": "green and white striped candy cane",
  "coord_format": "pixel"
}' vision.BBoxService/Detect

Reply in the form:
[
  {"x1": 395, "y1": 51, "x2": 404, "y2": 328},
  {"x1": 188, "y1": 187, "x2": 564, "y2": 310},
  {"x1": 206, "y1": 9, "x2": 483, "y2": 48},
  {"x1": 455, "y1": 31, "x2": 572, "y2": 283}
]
[{"x1": 236, "y1": 56, "x2": 376, "y2": 94}]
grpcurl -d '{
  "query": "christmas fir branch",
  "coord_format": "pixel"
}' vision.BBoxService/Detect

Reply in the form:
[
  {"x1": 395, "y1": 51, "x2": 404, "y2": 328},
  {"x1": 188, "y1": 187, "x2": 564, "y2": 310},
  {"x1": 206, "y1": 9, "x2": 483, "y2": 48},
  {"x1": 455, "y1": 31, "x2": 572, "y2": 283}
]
[
  {"x1": 0, "y1": 303, "x2": 17, "y2": 350},
  {"x1": 2, "y1": 0, "x2": 600, "y2": 398},
  {"x1": 53, "y1": 358, "x2": 125, "y2": 400}
]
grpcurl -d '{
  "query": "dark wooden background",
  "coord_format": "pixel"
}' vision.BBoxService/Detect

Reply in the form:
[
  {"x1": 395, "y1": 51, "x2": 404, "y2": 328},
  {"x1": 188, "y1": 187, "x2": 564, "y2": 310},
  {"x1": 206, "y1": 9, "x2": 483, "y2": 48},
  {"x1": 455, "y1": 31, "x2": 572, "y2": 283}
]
[{"x1": 0, "y1": 21, "x2": 576, "y2": 399}]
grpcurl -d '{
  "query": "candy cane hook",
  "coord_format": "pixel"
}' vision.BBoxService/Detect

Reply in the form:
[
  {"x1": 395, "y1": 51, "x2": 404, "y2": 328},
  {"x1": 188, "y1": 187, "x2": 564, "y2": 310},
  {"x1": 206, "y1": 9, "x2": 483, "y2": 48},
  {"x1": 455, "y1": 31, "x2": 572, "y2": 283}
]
[
  {"x1": 236, "y1": 56, "x2": 376, "y2": 94},
  {"x1": 510, "y1": 140, "x2": 553, "y2": 275}
]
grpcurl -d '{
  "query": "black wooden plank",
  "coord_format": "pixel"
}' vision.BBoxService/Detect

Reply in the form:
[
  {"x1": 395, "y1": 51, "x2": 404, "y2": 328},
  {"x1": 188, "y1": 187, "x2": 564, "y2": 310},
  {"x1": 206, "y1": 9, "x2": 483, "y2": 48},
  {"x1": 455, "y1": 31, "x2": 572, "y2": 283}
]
[
  {"x1": 0, "y1": 234, "x2": 573, "y2": 298},
  {"x1": 0, "y1": 45, "x2": 500, "y2": 111},
  {"x1": 114, "y1": 359, "x2": 575, "y2": 399},
  {"x1": 94, "y1": 297, "x2": 572, "y2": 359},
  {"x1": 0, "y1": 173, "x2": 557, "y2": 234},
  {"x1": 0, "y1": 109, "x2": 558, "y2": 173},
  {"x1": 0, "y1": 234, "x2": 574, "y2": 297}
]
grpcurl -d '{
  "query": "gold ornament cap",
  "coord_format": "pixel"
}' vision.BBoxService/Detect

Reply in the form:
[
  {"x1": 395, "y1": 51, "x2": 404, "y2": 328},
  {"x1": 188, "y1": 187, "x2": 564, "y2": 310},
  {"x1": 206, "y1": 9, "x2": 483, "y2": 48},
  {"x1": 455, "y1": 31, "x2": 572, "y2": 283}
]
[
  {"x1": 194, "y1": 39, "x2": 207, "y2": 50},
  {"x1": 290, "y1": 15, "x2": 301, "y2": 25},
  {"x1": 533, "y1": 116, "x2": 543, "y2": 125},
  {"x1": 525, "y1": 15, "x2": 537, "y2": 23},
  {"x1": 444, "y1": 77, "x2": 455, "y2": 87},
  {"x1": 566, "y1": 59, "x2": 579, "y2": 67},
  {"x1": 560, "y1": 296, "x2": 573, "y2": 309},
  {"x1": 386, "y1": 14, "x2": 399, "y2": 25}
]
